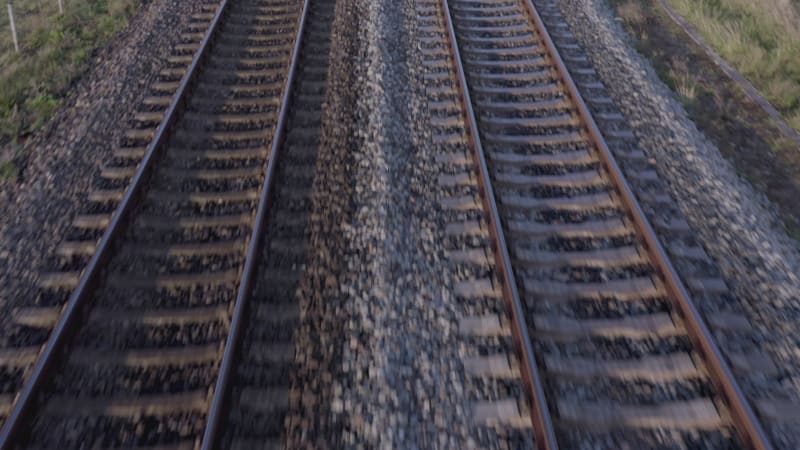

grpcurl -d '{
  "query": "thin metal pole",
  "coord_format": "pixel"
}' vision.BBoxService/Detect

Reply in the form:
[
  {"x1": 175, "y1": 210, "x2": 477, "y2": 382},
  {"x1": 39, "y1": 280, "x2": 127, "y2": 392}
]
[{"x1": 7, "y1": 2, "x2": 18, "y2": 53}]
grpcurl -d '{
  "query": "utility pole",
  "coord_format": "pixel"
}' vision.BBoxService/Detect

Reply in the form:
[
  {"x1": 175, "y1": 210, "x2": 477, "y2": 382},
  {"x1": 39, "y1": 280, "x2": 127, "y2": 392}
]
[{"x1": 7, "y1": 1, "x2": 18, "y2": 53}]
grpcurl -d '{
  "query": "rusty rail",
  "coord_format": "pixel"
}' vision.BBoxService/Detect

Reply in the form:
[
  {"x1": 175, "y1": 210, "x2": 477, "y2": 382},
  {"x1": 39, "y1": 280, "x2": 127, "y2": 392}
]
[
  {"x1": 440, "y1": 0, "x2": 774, "y2": 447},
  {"x1": 199, "y1": 0, "x2": 311, "y2": 446},
  {"x1": 517, "y1": 0, "x2": 773, "y2": 448},
  {"x1": 439, "y1": 0, "x2": 559, "y2": 448},
  {"x1": 0, "y1": 0, "x2": 231, "y2": 446}
]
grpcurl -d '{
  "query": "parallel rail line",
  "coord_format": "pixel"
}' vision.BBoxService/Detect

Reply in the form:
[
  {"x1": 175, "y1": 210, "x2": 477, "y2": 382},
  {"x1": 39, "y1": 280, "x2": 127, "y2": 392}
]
[
  {"x1": 0, "y1": 0, "x2": 314, "y2": 446},
  {"x1": 424, "y1": 0, "x2": 774, "y2": 447},
  {"x1": 0, "y1": 0, "x2": 784, "y2": 447}
]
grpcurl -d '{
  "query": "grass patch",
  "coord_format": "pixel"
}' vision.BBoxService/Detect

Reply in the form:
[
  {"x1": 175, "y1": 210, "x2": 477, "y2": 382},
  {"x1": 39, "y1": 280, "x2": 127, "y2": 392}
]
[
  {"x1": 0, "y1": 161, "x2": 18, "y2": 181},
  {"x1": 660, "y1": 56, "x2": 697, "y2": 102},
  {"x1": 668, "y1": 0, "x2": 800, "y2": 131},
  {"x1": 0, "y1": 0, "x2": 141, "y2": 146},
  {"x1": 609, "y1": 0, "x2": 800, "y2": 241}
]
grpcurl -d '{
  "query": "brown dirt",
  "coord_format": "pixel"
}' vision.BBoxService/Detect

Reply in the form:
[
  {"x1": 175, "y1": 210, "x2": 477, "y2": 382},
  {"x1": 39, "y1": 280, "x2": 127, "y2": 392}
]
[{"x1": 609, "y1": 0, "x2": 800, "y2": 239}]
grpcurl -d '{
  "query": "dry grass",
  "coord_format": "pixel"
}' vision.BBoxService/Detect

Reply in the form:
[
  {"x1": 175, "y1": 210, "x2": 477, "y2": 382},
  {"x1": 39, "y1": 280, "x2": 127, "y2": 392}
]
[
  {"x1": 789, "y1": 111, "x2": 800, "y2": 132},
  {"x1": 617, "y1": 0, "x2": 646, "y2": 24},
  {"x1": 669, "y1": 0, "x2": 800, "y2": 131},
  {"x1": 669, "y1": 56, "x2": 697, "y2": 101},
  {"x1": 0, "y1": 0, "x2": 140, "y2": 176},
  {"x1": 610, "y1": 0, "x2": 800, "y2": 239}
]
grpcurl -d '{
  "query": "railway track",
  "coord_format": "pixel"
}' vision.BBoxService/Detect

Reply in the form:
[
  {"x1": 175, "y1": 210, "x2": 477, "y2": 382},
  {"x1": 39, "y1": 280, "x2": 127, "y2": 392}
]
[
  {"x1": 0, "y1": 0, "x2": 791, "y2": 446},
  {"x1": 416, "y1": 0, "x2": 776, "y2": 448},
  {"x1": 212, "y1": 0, "x2": 334, "y2": 445},
  {"x1": 0, "y1": 0, "x2": 331, "y2": 446},
  {"x1": 0, "y1": 4, "x2": 218, "y2": 422}
]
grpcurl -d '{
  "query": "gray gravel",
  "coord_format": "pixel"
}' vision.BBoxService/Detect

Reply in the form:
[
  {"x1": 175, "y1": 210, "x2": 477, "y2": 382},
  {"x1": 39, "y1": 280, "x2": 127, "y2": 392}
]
[
  {"x1": 329, "y1": 0, "x2": 475, "y2": 445},
  {"x1": 533, "y1": 0, "x2": 800, "y2": 446},
  {"x1": 6, "y1": 0, "x2": 797, "y2": 446},
  {"x1": 280, "y1": 0, "x2": 357, "y2": 445},
  {"x1": 0, "y1": 0, "x2": 207, "y2": 320}
]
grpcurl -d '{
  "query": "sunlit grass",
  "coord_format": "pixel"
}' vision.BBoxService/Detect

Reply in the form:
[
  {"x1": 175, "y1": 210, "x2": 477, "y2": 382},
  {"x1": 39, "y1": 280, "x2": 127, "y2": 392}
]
[
  {"x1": 0, "y1": 0, "x2": 140, "y2": 148},
  {"x1": 668, "y1": 0, "x2": 800, "y2": 131}
]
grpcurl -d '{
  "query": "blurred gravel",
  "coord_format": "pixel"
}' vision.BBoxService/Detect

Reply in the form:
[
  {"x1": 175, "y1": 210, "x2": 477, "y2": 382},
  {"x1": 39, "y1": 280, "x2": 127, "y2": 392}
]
[
  {"x1": 538, "y1": 0, "x2": 800, "y2": 445},
  {"x1": 283, "y1": 0, "x2": 476, "y2": 445},
  {"x1": 338, "y1": 0, "x2": 474, "y2": 445},
  {"x1": 0, "y1": 0, "x2": 206, "y2": 320}
]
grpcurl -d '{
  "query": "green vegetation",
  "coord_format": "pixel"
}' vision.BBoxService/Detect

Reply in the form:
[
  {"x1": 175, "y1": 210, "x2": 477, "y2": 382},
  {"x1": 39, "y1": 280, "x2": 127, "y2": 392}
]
[
  {"x1": 0, "y1": 0, "x2": 140, "y2": 147},
  {"x1": 667, "y1": 0, "x2": 800, "y2": 130},
  {"x1": 612, "y1": 0, "x2": 800, "y2": 241},
  {"x1": 0, "y1": 160, "x2": 18, "y2": 181}
]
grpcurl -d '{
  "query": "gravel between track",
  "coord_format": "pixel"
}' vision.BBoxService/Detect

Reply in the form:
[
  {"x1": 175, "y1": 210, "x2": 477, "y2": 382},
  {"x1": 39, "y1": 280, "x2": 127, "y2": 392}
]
[
  {"x1": 284, "y1": 0, "x2": 478, "y2": 445},
  {"x1": 539, "y1": 0, "x2": 800, "y2": 446},
  {"x1": 6, "y1": 0, "x2": 796, "y2": 446},
  {"x1": 0, "y1": 0, "x2": 207, "y2": 325},
  {"x1": 337, "y1": 0, "x2": 476, "y2": 443}
]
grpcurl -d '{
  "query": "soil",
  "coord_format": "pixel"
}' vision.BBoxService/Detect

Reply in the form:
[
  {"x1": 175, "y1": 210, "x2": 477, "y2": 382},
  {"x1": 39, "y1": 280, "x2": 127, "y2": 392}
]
[{"x1": 609, "y1": 0, "x2": 800, "y2": 240}]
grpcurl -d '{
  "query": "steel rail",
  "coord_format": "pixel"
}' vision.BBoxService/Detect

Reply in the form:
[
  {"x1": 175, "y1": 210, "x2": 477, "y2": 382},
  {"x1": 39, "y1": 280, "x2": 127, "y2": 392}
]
[
  {"x1": 439, "y1": 0, "x2": 559, "y2": 448},
  {"x1": 199, "y1": 0, "x2": 311, "y2": 446},
  {"x1": 0, "y1": 0, "x2": 232, "y2": 446},
  {"x1": 515, "y1": 0, "x2": 773, "y2": 448}
]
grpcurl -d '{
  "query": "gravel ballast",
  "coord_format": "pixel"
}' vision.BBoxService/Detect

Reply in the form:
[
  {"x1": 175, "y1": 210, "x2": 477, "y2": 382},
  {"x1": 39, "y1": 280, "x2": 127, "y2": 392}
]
[
  {"x1": 0, "y1": 0, "x2": 208, "y2": 320},
  {"x1": 3, "y1": 0, "x2": 797, "y2": 445},
  {"x1": 283, "y1": 0, "x2": 485, "y2": 445},
  {"x1": 532, "y1": 0, "x2": 800, "y2": 446},
  {"x1": 331, "y1": 0, "x2": 475, "y2": 444},
  {"x1": 2, "y1": 0, "x2": 484, "y2": 445}
]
